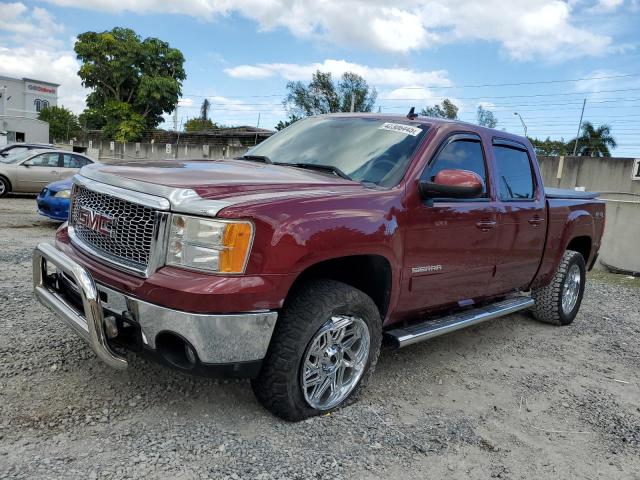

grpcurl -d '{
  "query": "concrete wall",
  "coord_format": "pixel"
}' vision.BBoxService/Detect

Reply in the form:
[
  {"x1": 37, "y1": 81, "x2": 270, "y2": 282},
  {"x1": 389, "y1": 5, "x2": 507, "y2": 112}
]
[
  {"x1": 67, "y1": 141, "x2": 249, "y2": 163},
  {"x1": 537, "y1": 155, "x2": 640, "y2": 273}
]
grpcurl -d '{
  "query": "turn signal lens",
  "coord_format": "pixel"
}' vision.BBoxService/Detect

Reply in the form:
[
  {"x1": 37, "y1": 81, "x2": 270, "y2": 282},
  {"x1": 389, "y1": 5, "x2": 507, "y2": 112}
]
[{"x1": 219, "y1": 222, "x2": 253, "y2": 273}]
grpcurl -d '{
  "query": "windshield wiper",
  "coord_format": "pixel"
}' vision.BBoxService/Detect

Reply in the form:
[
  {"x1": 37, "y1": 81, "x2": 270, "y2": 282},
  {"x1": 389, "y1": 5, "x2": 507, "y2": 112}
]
[
  {"x1": 238, "y1": 154, "x2": 273, "y2": 164},
  {"x1": 276, "y1": 162, "x2": 352, "y2": 181}
]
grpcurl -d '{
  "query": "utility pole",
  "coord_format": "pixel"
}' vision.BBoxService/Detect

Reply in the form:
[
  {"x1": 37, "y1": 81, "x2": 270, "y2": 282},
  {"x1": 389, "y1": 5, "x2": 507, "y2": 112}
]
[
  {"x1": 572, "y1": 98, "x2": 587, "y2": 156},
  {"x1": 350, "y1": 95, "x2": 355, "y2": 113},
  {"x1": 173, "y1": 106, "x2": 178, "y2": 132},
  {"x1": 0, "y1": 86, "x2": 6, "y2": 115},
  {"x1": 254, "y1": 113, "x2": 261, "y2": 145}
]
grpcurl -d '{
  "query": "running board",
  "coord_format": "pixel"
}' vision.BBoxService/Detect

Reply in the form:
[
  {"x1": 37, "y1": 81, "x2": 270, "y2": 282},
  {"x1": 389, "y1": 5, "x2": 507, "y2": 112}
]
[{"x1": 385, "y1": 296, "x2": 534, "y2": 349}]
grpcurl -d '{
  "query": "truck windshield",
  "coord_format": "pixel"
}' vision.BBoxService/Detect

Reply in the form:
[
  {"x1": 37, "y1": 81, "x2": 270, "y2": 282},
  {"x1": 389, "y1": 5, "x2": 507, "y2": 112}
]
[{"x1": 247, "y1": 116, "x2": 428, "y2": 186}]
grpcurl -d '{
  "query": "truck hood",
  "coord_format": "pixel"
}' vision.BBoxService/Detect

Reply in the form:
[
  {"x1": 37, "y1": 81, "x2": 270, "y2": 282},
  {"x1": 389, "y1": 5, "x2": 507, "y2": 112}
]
[{"x1": 78, "y1": 159, "x2": 367, "y2": 211}]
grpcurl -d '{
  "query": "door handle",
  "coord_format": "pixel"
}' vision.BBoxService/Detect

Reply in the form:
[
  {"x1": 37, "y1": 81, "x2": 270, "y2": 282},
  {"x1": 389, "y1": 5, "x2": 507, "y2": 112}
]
[
  {"x1": 528, "y1": 216, "x2": 544, "y2": 227},
  {"x1": 50, "y1": 170, "x2": 57, "y2": 174},
  {"x1": 476, "y1": 220, "x2": 497, "y2": 231}
]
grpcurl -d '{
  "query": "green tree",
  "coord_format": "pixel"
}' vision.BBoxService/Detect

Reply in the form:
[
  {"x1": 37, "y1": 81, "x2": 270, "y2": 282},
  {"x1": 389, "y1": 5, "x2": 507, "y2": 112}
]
[
  {"x1": 78, "y1": 107, "x2": 106, "y2": 130},
  {"x1": 101, "y1": 101, "x2": 146, "y2": 142},
  {"x1": 275, "y1": 114, "x2": 302, "y2": 131},
  {"x1": 283, "y1": 70, "x2": 377, "y2": 117},
  {"x1": 74, "y1": 27, "x2": 186, "y2": 141},
  {"x1": 420, "y1": 99, "x2": 458, "y2": 119},
  {"x1": 477, "y1": 105, "x2": 498, "y2": 128},
  {"x1": 528, "y1": 137, "x2": 571, "y2": 156},
  {"x1": 570, "y1": 121, "x2": 617, "y2": 157},
  {"x1": 184, "y1": 118, "x2": 217, "y2": 132},
  {"x1": 38, "y1": 105, "x2": 81, "y2": 142}
]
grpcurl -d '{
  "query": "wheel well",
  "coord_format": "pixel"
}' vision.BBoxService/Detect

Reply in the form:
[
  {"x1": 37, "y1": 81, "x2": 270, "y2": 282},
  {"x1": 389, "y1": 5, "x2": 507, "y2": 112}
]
[
  {"x1": 567, "y1": 236, "x2": 591, "y2": 263},
  {"x1": 288, "y1": 255, "x2": 392, "y2": 319}
]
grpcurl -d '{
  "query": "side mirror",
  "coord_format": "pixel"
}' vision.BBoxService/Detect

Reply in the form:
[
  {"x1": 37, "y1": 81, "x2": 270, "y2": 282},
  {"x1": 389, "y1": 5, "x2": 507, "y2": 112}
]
[{"x1": 420, "y1": 169, "x2": 483, "y2": 199}]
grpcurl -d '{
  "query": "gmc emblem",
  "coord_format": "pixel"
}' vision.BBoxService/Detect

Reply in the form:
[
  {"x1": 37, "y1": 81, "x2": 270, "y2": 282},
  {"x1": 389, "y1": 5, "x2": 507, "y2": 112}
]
[{"x1": 77, "y1": 206, "x2": 113, "y2": 236}]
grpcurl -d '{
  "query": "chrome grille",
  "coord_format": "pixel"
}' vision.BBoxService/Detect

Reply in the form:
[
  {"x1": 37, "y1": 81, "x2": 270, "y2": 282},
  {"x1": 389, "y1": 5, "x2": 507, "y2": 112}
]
[{"x1": 70, "y1": 185, "x2": 157, "y2": 269}]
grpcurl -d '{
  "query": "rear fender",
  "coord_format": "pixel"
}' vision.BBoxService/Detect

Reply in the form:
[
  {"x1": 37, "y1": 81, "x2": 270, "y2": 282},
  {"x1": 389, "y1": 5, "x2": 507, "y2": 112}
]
[{"x1": 531, "y1": 208, "x2": 594, "y2": 289}]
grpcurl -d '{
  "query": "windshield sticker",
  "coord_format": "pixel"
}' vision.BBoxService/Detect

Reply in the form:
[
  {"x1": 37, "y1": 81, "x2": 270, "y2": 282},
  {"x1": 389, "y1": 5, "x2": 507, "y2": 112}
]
[{"x1": 378, "y1": 122, "x2": 422, "y2": 137}]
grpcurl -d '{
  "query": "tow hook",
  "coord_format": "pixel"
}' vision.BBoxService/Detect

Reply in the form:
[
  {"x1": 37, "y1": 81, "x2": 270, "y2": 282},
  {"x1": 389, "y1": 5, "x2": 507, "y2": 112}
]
[{"x1": 104, "y1": 315, "x2": 119, "y2": 339}]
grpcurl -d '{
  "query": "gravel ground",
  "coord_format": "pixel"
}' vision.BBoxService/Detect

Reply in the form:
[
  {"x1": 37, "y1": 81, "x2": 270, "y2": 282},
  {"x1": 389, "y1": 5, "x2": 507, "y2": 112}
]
[{"x1": 1, "y1": 196, "x2": 639, "y2": 480}]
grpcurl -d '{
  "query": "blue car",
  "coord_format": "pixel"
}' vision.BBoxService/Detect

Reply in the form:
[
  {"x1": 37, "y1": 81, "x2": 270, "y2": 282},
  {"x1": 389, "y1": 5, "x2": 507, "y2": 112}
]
[{"x1": 36, "y1": 178, "x2": 72, "y2": 221}]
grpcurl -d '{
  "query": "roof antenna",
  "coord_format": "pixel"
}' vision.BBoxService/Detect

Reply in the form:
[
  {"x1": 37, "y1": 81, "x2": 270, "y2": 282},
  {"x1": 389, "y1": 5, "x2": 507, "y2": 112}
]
[{"x1": 406, "y1": 107, "x2": 418, "y2": 120}]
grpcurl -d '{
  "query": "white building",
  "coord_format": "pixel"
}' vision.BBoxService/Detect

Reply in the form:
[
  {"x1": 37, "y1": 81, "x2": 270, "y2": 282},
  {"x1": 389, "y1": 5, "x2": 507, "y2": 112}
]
[{"x1": 0, "y1": 75, "x2": 58, "y2": 144}]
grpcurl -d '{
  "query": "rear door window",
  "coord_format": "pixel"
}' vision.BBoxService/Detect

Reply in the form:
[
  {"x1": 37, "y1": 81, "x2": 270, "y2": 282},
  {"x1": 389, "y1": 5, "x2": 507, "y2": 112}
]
[
  {"x1": 493, "y1": 145, "x2": 535, "y2": 200},
  {"x1": 75, "y1": 155, "x2": 92, "y2": 166},
  {"x1": 62, "y1": 154, "x2": 81, "y2": 168}
]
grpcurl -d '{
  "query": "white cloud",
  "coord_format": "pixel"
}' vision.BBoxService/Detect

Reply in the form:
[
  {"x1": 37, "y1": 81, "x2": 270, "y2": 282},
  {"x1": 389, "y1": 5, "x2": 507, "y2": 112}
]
[
  {"x1": 477, "y1": 101, "x2": 496, "y2": 110},
  {"x1": 592, "y1": 0, "x2": 625, "y2": 10},
  {"x1": 225, "y1": 59, "x2": 452, "y2": 88},
  {"x1": 43, "y1": 0, "x2": 613, "y2": 60},
  {"x1": 573, "y1": 69, "x2": 640, "y2": 101},
  {"x1": 0, "y1": 3, "x2": 87, "y2": 113},
  {"x1": 178, "y1": 98, "x2": 194, "y2": 107},
  {"x1": 384, "y1": 87, "x2": 441, "y2": 102}
]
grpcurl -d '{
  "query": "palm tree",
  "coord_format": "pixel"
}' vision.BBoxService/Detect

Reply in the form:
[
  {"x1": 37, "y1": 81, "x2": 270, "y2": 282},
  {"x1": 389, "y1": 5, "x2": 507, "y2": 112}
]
[
  {"x1": 571, "y1": 122, "x2": 617, "y2": 157},
  {"x1": 200, "y1": 99, "x2": 211, "y2": 121}
]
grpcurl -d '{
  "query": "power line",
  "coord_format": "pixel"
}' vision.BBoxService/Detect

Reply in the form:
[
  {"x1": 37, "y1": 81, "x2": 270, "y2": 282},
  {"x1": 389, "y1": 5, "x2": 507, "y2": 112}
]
[
  {"x1": 393, "y1": 73, "x2": 640, "y2": 89},
  {"x1": 377, "y1": 87, "x2": 640, "y2": 101}
]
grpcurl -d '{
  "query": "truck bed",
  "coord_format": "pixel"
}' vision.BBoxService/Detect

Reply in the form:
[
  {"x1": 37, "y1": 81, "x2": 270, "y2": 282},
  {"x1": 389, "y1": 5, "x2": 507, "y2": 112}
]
[{"x1": 545, "y1": 187, "x2": 599, "y2": 200}]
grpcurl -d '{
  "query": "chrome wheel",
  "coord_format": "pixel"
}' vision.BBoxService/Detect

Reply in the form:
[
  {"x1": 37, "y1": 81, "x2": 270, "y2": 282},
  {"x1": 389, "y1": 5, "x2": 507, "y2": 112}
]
[
  {"x1": 562, "y1": 264, "x2": 581, "y2": 314},
  {"x1": 301, "y1": 315, "x2": 370, "y2": 410},
  {"x1": 0, "y1": 180, "x2": 6, "y2": 196}
]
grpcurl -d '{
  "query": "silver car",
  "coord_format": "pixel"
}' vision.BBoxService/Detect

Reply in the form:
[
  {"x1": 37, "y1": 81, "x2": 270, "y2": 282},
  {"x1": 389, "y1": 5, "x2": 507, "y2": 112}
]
[{"x1": 0, "y1": 149, "x2": 95, "y2": 197}]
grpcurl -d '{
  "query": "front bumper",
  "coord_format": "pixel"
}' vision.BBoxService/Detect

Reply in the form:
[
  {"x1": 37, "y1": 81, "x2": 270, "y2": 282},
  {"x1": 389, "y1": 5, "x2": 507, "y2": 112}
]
[
  {"x1": 36, "y1": 195, "x2": 70, "y2": 222},
  {"x1": 33, "y1": 243, "x2": 278, "y2": 373}
]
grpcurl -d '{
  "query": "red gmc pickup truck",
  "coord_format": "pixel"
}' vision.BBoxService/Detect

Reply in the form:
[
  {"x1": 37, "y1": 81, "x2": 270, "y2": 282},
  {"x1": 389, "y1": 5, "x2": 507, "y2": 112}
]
[{"x1": 33, "y1": 114, "x2": 605, "y2": 420}]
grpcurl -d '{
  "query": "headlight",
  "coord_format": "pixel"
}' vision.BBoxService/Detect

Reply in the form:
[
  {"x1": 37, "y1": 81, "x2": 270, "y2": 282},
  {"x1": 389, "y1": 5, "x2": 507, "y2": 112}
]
[
  {"x1": 54, "y1": 189, "x2": 71, "y2": 198},
  {"x1": 166, "y1": 215, "x2": 253, "y2": 274}
]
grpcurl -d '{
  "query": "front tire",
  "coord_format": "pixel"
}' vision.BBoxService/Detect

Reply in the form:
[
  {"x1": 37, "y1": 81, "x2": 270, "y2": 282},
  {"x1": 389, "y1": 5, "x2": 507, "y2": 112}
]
[
  {"x1": 532, "y1": 250, "x2": 586, "y2": 326},
  {"x1": 252, "y1": 279, "x2": 382, "y2": 421},
  {"x1": 0, "y1": 176, "x2": 10, "y2": 198}
]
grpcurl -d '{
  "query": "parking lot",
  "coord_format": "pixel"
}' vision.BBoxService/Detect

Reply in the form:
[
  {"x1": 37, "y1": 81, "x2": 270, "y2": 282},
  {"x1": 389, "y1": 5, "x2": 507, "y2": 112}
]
[{"x1": 1, "y1": 196, "x2": 639, "y2": 479}]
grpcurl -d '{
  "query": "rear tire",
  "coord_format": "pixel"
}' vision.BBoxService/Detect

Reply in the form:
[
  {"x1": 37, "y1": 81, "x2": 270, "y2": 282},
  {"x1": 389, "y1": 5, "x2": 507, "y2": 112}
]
[
  {"x1": 532, "y1": 250, "x2": 586, "y2": 326},
  {"x1": 251, "y1": 279, "x2": 382, "y2": 421},
  {"x1": 0, "y1": 176, "x2": 10, "y2": 198}
]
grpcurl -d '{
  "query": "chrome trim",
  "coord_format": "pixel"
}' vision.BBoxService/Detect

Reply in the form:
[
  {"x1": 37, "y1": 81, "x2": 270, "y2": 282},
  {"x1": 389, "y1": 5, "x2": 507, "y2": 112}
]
[
  {"x1": 73, "y1": 175, "x2": 170, "y2": 210},
  {"x1": 33, "y1": 243, "x2": 278, "y2": 366},
  {"x1": 98, "y1": 283, "x2": 278, "y2": 363},
  {"x1": 386, "y1": 297, "x2": 534, "y2": 348},
  {"x1": 33, "y1": 243, "x2": 128, "y2": 369},
  {"x1": 149, "y1": 212, "x2": 170, "y2": 274},
  {"x1": 76, "y1": 169, "x2": 234, "y2": 216},
  {"x1": 68, "y1": 209, "x2": 170, "y2": 278}
]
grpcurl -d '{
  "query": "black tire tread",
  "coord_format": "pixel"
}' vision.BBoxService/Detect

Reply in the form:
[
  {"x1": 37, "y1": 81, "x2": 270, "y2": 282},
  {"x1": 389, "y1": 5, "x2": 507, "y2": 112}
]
[
  {"x1": 0, "y1": 176, "x2": 10, "y2": 198},
  {"x1": 252, "y1": 279, "x2": 382, "y2": 421},
  {"x1": 531, "y1": 250, "x2": 584, "y2": 326}
]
